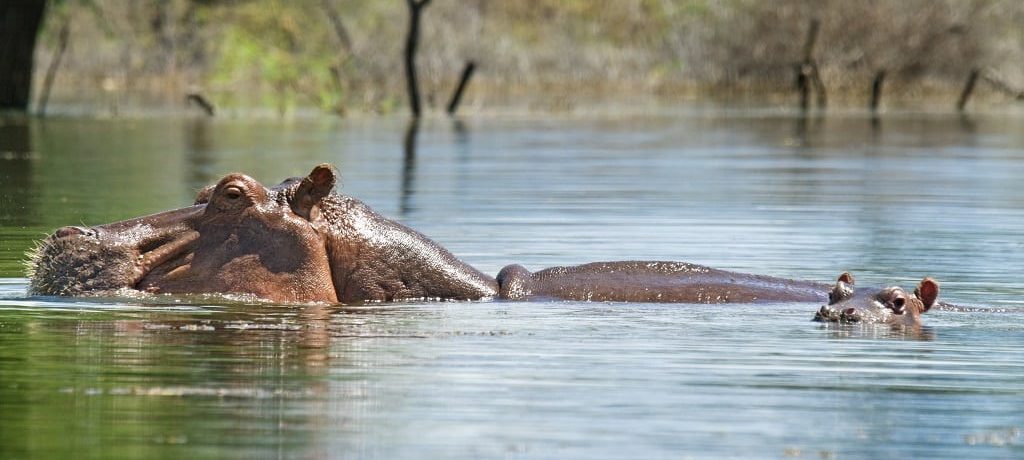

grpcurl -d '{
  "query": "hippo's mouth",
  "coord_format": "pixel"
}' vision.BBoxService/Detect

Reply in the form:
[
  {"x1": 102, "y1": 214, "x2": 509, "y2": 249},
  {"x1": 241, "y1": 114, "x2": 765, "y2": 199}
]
[{"x1": 27, "y1": 211, "x2": 202, "y2": 297}]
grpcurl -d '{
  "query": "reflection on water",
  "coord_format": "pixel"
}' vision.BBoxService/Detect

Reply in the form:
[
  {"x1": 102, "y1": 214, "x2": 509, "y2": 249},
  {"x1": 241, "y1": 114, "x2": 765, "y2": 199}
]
[
  {"x1": 2, "y1": 111, "x2": 1024, "y2": 458},
  {"x1": 401, "y1": 118, "x2": 420, "y2": 216},
  {"x1": 0, "y1": 119, "x2": 35, "y2": 227},
  {"x1": 184, "y1": 119, "x2": 218, "y2": 193},
  {"x1": 2, "y1": 300, "x2": 1022, "y2": 459},
  {"x1": 0, "y1": 119, "x2": 38, "y2": 276}
]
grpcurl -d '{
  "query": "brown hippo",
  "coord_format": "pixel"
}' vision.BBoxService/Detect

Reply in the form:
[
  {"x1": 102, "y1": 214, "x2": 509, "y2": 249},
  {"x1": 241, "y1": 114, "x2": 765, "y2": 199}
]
[{"x1": 28, "y1": 164, "x2": 939, "y2": 325}]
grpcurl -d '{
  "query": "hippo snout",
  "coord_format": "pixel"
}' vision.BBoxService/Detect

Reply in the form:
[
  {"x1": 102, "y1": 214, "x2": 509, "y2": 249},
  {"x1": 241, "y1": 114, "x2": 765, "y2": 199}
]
[{"x1": 814, "y1": 305, "x2": 862, "y2": 323}]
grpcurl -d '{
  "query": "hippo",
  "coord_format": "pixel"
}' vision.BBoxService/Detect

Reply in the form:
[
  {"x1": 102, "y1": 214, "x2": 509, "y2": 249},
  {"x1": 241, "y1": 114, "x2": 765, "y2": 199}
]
[
  {"x1": 27, "y1": 164, "x2": 940, "y2": 325},
  {"x1": 814, "y1": 272, "x2": 939, "y2": 326}
]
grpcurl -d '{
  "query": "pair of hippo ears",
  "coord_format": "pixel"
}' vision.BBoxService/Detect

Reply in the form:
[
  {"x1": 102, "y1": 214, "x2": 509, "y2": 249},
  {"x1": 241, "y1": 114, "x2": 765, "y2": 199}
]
[
  {"x1": 193, "y1": 164, "x2": 338, "y2": 220},
  {"x1": 830, "y1": 271, "x2": 940, "y2": 313}
]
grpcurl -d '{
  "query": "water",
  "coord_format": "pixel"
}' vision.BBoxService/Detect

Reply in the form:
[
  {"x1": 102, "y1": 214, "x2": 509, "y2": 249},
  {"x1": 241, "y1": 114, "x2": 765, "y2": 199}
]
[{"x1": 1, "y1": 111, "x2": 1023, "y2": 459}]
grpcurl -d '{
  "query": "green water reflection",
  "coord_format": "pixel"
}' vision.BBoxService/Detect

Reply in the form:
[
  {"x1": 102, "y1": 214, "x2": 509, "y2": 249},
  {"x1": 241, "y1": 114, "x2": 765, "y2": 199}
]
[
  {"x1": 0, "y1": 305, "x2": 331, "y2": 459},
  {"x1": 0, "y1": 117, "x2": 353, "y2": 277}
]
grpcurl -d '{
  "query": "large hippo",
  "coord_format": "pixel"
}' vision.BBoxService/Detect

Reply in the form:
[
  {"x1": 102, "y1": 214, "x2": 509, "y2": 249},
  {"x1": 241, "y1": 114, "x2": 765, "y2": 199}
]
[{"x1": 28, "y1": 164, "x2": 940, "y2": 324}]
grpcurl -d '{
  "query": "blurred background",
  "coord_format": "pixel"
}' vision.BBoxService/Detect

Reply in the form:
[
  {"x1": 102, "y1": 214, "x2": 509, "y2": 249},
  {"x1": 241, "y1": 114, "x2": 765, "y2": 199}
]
[{"x1": 4, "y1": 0, "x2": 1024, "y2": 116}]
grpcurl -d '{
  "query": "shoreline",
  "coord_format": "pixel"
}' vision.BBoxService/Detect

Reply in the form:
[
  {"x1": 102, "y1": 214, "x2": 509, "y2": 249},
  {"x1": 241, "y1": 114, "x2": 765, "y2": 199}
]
[{"x1": 13, "y1": 81, "x2": 1024, "y2": 120}]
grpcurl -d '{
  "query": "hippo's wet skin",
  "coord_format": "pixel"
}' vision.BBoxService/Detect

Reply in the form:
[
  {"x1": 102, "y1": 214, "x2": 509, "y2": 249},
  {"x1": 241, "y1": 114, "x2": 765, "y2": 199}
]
[{"x1": 28, "y1": 164, "x2": 939, "y2": 325}]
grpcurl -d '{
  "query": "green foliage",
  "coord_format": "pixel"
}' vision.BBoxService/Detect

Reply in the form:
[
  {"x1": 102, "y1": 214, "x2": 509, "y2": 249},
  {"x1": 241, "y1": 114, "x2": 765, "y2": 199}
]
[{"x1": 210, "y1": 0, "x2": 345, "y2": 113}]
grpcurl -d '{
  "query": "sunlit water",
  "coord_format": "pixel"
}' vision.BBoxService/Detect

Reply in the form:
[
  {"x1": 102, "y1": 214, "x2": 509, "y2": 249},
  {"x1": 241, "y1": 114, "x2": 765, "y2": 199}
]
[{"x1": 2, "y1": 111, "x2": 1024, "y2": 459}]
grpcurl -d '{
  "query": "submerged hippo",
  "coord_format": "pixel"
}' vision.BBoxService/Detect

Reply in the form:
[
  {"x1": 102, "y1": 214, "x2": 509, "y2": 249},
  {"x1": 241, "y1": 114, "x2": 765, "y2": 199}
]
[
  {"x1": 814, "y1": 272, "x2": 938, "y2": 326},
  {"x1": 28, "y1": 164, "x2": 940, "y2": 324}
]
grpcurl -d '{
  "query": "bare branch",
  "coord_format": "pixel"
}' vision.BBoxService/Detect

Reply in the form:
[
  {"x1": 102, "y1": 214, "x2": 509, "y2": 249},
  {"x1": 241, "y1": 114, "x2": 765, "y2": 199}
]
[{"x1": 320, "y1": 0, "x2": 352, "y2": 54}]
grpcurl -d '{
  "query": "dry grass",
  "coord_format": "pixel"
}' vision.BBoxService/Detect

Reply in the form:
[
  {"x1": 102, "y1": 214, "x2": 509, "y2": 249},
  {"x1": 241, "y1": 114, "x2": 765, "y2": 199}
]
[{"x1": 32, "y1": 0, "x2": 1024, "y2": 114}]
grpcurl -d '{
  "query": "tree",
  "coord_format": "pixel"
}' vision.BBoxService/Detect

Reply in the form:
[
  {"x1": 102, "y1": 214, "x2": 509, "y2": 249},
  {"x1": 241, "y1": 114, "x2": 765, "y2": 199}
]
[
  {"x1": 403, "y1": 0, "x2": 430, "y2": 118},
  {"x1": 0, "y1": 0, "x2": 48, "y2": 112}
]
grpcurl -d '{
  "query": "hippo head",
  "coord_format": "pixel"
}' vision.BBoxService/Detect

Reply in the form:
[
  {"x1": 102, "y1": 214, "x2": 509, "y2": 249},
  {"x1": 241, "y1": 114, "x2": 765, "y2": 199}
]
[
  {"x1": 813, "y1": 272, "x2": 939, "y2": 325},
  {"x1": 28, "y1": 164, "x2": 342, "y2": 302}
]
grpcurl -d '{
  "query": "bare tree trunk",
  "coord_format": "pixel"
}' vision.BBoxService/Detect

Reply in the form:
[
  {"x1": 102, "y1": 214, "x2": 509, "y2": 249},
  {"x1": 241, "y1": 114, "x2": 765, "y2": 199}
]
[
  {"x1": 809, "y1": 63, "x2": 826, "y2": 109},
  {"x1": 321, "y1": 0, "x2": 355, "y2": 116},
  {"x1": 37, "y1": 17, "x2": 70, "y2": 117},
  {"x1": 0, "y1": 0, "x2": 48, "y2": 111},
  {"x1": 796, "y1": 66, "x2": 811, "y2": 112},
  {"x1": 321, "y1": 0, "x2": 353, "y2": 54},
  {"x1": 404, "y1": 0, "x2": 431, "y2": 118},
  {"x1": 795, "y1": 19, "x2": 825, "y2": 112}
]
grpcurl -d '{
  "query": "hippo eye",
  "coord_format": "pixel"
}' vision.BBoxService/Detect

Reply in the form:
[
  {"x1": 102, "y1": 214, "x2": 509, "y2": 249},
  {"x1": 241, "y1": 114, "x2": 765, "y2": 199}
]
[
  {"x1": 892, "y1": 297, "x2": 905, "y2": 309},
  {"x1": 224, "y1": 186, "x2": 244, "y2": 200}
]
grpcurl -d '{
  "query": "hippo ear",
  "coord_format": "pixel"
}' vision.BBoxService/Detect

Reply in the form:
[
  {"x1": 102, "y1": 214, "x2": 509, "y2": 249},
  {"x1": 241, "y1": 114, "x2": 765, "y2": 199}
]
[
  {"x1": 291, "y1": 164, "x2": 338, "y2": 220},
  {"x1": 914, "y1": 278, "x2": 939, "y2": 313},
  {"x1": 829, "y1": 272, "x2": 856, "y2": 304}
]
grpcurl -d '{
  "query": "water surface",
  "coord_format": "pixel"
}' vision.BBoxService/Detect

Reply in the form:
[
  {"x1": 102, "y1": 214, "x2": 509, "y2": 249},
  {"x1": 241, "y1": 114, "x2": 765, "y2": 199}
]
[{"x1": 1, "y1": 112, "x2": 1023, "y2": 458}]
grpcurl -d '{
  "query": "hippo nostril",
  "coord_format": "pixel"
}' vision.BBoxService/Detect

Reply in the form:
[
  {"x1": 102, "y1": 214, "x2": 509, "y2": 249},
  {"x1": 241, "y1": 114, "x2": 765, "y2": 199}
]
[
  {"x1": 841, "y1": 308, "x2": 862, "y2": 323},
  {"x1": 55, "y1": 226, "x2": 94, "y2": 239}
]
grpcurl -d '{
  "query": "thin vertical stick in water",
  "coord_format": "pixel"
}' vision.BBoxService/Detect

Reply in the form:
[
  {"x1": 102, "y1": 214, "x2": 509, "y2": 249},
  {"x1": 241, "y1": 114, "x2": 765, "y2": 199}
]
[
  {"x1": 870, "y1": 70, "x2": 886, "y2": 114},
  {"x1": 957, "y1": 68, "x2": 980, "y2": 112},
  {"x1": 447, "y1": 61, "x2": 476, "y2": 116},
  {"x1": 795, "y1": 19, "x2": 822, "y2": 112}
]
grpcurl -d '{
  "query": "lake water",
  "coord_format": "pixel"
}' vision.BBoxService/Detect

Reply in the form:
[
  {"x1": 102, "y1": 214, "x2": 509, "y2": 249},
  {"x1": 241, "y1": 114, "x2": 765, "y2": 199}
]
[{"x1": 1, "y1": 111, "x2": 1023, "y2": 459}]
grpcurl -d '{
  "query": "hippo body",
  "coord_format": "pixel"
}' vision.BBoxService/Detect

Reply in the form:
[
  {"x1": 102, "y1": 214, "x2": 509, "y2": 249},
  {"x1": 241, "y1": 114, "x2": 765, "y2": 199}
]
[
  {"x1": 28, "y1": 164, "x2": 940, "y2": 325},
  {"x1": 497, "y1": 262, "x2": 827, "y2": 303},
  {"x1": 314, "y1": 192, "x2": 499, "y2": 302}
]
